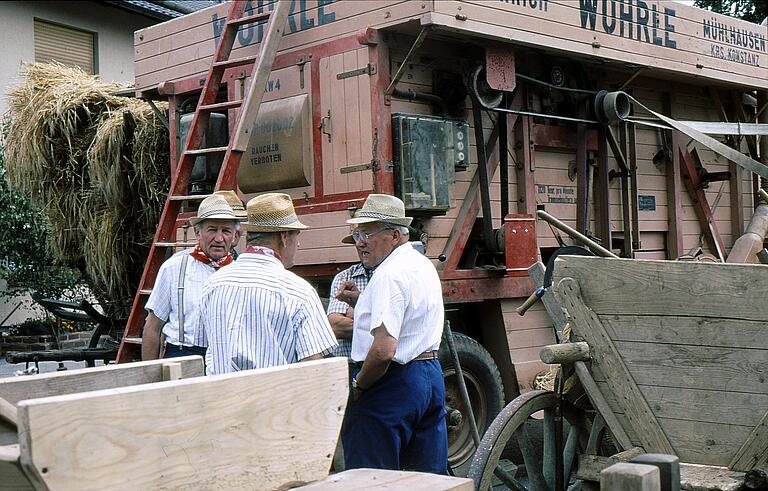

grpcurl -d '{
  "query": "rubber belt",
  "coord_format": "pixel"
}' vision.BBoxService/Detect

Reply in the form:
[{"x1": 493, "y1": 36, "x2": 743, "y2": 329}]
[{"x1": 617, "y1": 91, "x2": 768, "y2": 180}]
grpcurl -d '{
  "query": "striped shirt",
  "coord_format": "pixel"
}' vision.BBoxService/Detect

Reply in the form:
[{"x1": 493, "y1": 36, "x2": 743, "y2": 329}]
[
  {"x1": 352, "y1": 242, "x2": 444, "y2": 364},
  {"x1": 145, "y1": 249, "x2": 213, "y2": 347},
  {"x1": 326, "y1": 263, "x2": 370, "y2": 358},
  {"x1": 197, "y1": 251, "x2": 338, "y2": 375}
]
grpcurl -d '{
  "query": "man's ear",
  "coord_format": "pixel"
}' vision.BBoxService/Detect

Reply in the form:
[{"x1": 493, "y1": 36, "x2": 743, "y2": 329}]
[{"x1": 279, "y1": 231, "x2": 290, "y2": 248}]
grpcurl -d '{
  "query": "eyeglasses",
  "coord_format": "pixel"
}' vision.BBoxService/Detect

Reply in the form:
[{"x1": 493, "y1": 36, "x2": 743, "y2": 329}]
[{"x1": 352, "y1": 228, "x2": 389, "y2": 243}]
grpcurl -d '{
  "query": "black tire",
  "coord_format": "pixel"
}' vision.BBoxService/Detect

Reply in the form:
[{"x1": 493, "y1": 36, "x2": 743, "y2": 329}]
[{"x1": 439, "y1": 333, "x2": 505, "y2": 475}]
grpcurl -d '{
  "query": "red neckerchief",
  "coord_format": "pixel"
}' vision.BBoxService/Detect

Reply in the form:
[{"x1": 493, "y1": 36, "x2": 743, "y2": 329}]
[
  {"x1": 244, "y1": 245, "x2": 283, "y2": 262},
  {"x1": 189, "y1": 244, "x2": 234, "y2": 270}
]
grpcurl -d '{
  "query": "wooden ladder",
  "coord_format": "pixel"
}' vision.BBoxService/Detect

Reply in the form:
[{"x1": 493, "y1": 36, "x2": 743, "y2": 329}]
[{"x1": 116, "y1": 0, "x2": 291, "y2": 363}]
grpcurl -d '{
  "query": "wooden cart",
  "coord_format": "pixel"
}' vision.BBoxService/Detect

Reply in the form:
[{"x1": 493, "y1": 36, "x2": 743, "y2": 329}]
[{"x1": 467, "y1": 256, "x2": 767, "y2": 490}]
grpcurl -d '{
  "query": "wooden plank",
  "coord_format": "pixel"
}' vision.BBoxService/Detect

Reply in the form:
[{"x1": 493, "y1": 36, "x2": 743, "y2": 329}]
[
  {"x1": 667, "y1": 119, "x2": 684, "y2": 259},
  {"x1": 554, "y1": 278, "x2": 675, "y2": 454},
  {"x1": 0, "y1": 357, "x2": 204, "y2": 405},
  {"x1": 602, "y1": 315, "x2": 768, "y2": 350},
  {"x1": 161, "y1": 362, "x2": 182, "y2": 381},
  {"x1": 552, "y1": 256, "x2": 768, "y2": 322},
  {"x1": 729, "y1": 409, "x2": 768, "y2": 471},
  {"x1": 293, "y1": 469, "x2": 473, "y2": 490},
  {"x1": 17, "y1": 358, "x2": 348, "y2": 491},
  {"x1": 657, "y1": 418, "x2": 751, "y2": 466},
  {"x1": 600, "y1": 462, "x2": 660, "y2": 491}
]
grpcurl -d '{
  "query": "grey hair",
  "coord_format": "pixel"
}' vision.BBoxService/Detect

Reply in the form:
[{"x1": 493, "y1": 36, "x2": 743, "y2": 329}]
[
  {"x1": 194, "y1": 221, "x2": 241, "y2": 233},
  {"x1": 245, "y1": 231, "x2": 281, "y2": 245},
  {"x1": 381, "y1": 223, "x2": 409, "y2": 236}
]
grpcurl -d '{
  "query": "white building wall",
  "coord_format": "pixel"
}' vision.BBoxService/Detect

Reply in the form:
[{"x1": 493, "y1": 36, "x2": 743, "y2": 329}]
[{"x1": 0, "y1": 0, "x2": 157, "y2": 116}]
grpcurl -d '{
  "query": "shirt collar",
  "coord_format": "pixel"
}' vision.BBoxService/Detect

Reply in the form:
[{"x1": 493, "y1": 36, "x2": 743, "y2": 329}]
[{"x1": 377, "y1": 241, "x2": 413, "y2": 270}]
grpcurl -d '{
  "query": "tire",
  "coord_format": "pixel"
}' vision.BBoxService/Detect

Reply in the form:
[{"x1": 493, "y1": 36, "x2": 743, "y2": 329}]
[{"x1": 439, "y1": 333, "x2": 505, "y2": 475}]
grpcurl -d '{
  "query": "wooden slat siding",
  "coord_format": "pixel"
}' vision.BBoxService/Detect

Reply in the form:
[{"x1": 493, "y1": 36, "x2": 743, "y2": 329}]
[
  {"x1": 554, "y1": 277, "x2": 676, "y2": 455},
  {"x1": 343, "y1": 49, "x2": 362, "y2": 191},
  {"x1": 17, "y1": 358, "x2": 348, "y2": 491},
  {"x1": 601, "y1": 315, "x2": 768, "y2": 350},
  {"x1": 596, "y1": 382, "x2": 768, "y2": 428},
  {"x1": 426, "y1": 2, "x2": 767, "y2": 90},
  {"x1": 730, "y1": 410, "x2": 768, "y2": 470},
  {"x1": 329, "y1": 52, "x2": 348, "y2": 194},
  {"x1": 614, "y1": 342, "x2": 767, "y2": 395},
  {"x1": 553, "y1": 256, "x2": 768, "y2": 321},
  {"x1": 500, "y1": 299, "x2": 554, "y2": 391},
  {"x1": 0, "y1": 357, "x2": 203, "y2": 405},
  {"x1": 134, "y1": 1, "x2": 426, "y2": 92}
]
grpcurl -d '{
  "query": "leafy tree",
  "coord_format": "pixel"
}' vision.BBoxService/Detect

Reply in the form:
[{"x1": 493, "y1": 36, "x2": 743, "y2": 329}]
[
  {"x1": 694, "y1": 0, "x2": 768, "y2": 24},
  {"x1": 0, "y1": 120, "x2": 85, "y2": 300}
]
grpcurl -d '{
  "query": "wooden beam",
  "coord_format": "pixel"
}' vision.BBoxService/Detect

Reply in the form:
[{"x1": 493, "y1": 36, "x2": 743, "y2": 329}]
[
  {"x1": 554, "y1": 278, "x2": 675, "y2": 455},
  {"x1": 594, "y1": 126, "x2": 611, "y2": 248},
  {"x1": 294, "y1": 469, "x2": 473, "y2": 490},
  {"x1": 516, "y1": 115, "x2": 536, "y2": 216},
  {"x1": 667, "y1": 131, "x2": 685, "y2": 259},
  {"x1": 576, "y1": 120, "x2": 589, "y2": 234},
  {"x1": 678, "y1": 143, "x2": 727, "y2": 260},
  {"x1": 729, "y1": 409, "x2": 768, "y2": 471},
  {"x1": 617, "y1": 124, "x2": 633, "y2": 257},
  {"x1": 0, "y1": 357, "x2": 204, "y2": 405},
  {"x1": 600, "y1": 462, "x2": 660, "y2": 491},
  {"x1": 628, "y1": 123, "x2": 641, "y2": 250}
]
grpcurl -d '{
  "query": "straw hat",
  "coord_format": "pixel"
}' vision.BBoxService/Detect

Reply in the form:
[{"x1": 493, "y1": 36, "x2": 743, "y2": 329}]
[
  {"x1": 347, "y1": 194, "x2": 412, "y2": 227},
  {"x1": 189, "y1": 194, "x2": 238, "y2": 226},
  {"x1": 213, "y1": 190, "x2": 247, "y2": 219},
  {"x1": 243, "y1": 193, "x2": 308, "y2": 232}
]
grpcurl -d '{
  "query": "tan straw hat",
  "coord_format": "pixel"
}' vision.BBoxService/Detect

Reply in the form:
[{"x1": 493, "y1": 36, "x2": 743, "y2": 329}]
[
  {"x1": 213, "y1": 190, "x2": 247, "y2": 219},
  {"x1": 189, "y1": 194, "x2": 238, "y2": 226},
  {"x1": 347, "y1": 194, "x2": 412, "y2": 227},
  {"x1": 243, "y1": 193, "x2": 309, "y2": 232}
]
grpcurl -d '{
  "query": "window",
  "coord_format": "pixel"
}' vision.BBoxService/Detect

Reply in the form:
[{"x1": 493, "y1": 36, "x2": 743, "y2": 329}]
[{"x1": 34, "y1": 19, "x2": 96, "y2": 74}]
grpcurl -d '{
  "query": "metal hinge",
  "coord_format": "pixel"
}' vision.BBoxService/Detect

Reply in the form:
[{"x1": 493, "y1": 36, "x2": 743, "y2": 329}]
[{"x1": 336, "y1": 64, "x2": 376, "y2": 80}]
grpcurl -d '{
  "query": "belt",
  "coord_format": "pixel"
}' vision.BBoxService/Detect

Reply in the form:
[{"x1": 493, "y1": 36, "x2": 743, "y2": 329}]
[{"x1": 350, "y1": 350, "x2": 438, "y2": 368}]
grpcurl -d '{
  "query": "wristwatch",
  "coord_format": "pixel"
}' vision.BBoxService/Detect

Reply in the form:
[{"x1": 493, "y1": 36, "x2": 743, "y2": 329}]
[{"x1": 351, "y1": 377, "x2": 366, "y2": 392}]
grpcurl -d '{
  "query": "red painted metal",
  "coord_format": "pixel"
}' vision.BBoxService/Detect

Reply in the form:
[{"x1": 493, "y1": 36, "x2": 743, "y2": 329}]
[
  {"x1": 368, "y1": 33, "x2": 394, "y2": 195},
  {"x1": 485, "y1": 44, "x2": 516, "y2": 92},
  {"x1": 530, "y1": 123, "x2": 598, "y2": 150},
  {"x1": 504, "y1": 214, "x2": 537, "y2": 273},
  {"x1": 442, "y1": 276, "x2": 534, "y2": 304},
  {"x1": 311, "y1": 55, "x2": 324, "y2": 198}
]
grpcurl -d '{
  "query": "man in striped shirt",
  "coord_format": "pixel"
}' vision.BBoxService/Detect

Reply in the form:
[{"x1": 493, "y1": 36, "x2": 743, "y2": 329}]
[
  {"x1": 142, "y1": 194, "x2": 240, "y2": 360},
  {"x1": 336, "y1": 194, "x2": 447, "y2": 474},
  {"x1": 198, "y1": 193, "x2": 337, "y2": 374}
]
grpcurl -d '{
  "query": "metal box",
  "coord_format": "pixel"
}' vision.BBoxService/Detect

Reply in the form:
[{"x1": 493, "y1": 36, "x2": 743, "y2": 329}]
[{"x1": 392, "y1": 113, "x2": 469, "y2": 213}]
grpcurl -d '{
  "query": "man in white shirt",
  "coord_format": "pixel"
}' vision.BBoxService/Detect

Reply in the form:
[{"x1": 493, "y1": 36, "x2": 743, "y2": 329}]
[
  {"x1": 199, "y1": 193, "x2": 337, "y2": 374},
  {"x1": 142, "y1": 194, "x2": 240, "y2": 359},
  {"x1": 335, "y1": 194, "x2": 447, "y2": 474}
]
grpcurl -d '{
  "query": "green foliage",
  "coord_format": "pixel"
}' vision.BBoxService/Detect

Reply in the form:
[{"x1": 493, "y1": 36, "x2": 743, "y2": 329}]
[
  {"x1": 0, "y1": 120, "x2": 85, "y2": 299},
  {"x1": 694, "y1": 0, "x2": 768, "y2": 24}
]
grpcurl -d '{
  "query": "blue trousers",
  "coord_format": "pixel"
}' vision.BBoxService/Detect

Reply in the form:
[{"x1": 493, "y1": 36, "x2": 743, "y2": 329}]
[
  {"x1": 164, "y1": 344, "x2": 206, "y2": 359},
  {"x1": 342, "y1": 359, "x2": 448, "y2": 474}
]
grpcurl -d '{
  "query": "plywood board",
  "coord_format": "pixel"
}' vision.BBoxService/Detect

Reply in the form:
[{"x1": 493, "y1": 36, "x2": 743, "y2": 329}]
[
  {"x1": 17, "y1": 358, "x2": 348, "y2": 491},
  {"x1": 0, "y1": 357, "x2": 204, "y2": 405}
]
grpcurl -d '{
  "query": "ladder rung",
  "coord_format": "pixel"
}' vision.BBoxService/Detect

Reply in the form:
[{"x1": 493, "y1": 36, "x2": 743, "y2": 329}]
[
  {"x1": 155, "y1": 242, "x2": 196, "y2": 248},
  {"x1": 169, "y1": 194, "x2": 211, "y2": 201},
  {"x1": 184, "y1": 146, "x2": 229, "y2": 156},
  {"x1": 122, "y1": 337, "x2": 143, "y2": 345},
  {"x1": 213, "y1": 55, "x2": 257, "y2": 70},
  {"x1": 227, "y1": 12, "x2": 270, "y2": 28},
  {"x1": 139, "y1": 289, "x2": 152, "y2": 295},
  {"x1": 199, "y1": 100, "x2": 243, "y2": 112}
]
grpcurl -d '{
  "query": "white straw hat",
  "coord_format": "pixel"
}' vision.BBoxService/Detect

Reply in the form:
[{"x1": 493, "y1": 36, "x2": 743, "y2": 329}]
[
  {"x1": 189, "y1": 194, "x2": 238, "y2": 226},
  {"x1": 347, "y1": 194, "x2": 412, "y2": 227},
  {"x1": 243, "y1": 193, "x2": 309, "y2": 232},
  {"x1": 213, "y1": 190, "x2": 247, "y2": 220}
]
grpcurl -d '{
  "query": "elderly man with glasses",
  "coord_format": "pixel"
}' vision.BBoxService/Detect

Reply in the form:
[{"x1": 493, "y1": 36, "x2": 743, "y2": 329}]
[{"x1": 335, "y1": 194, "x2": 447, "y2": 475}]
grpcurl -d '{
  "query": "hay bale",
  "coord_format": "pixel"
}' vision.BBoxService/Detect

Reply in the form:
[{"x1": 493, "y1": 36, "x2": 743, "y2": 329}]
[{"x1": 4, "y1": 62, "x2": 169, "y2": 315}]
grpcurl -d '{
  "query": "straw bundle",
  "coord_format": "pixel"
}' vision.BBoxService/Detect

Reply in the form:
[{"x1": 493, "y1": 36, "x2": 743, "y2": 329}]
[{"x1": 4, "y1": 62, "x2": 169, "y2": 315}]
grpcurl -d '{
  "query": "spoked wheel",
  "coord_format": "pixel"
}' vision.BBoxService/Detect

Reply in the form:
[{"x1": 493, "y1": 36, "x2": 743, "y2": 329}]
[{"x1": 468, "y1": 390, "x2": 592, "y2": 491}]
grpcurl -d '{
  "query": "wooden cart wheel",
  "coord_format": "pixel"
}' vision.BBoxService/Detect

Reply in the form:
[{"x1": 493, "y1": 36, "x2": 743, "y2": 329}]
[{"x1": 468, "y1": 390, "x2": 592, "y2": 491}]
